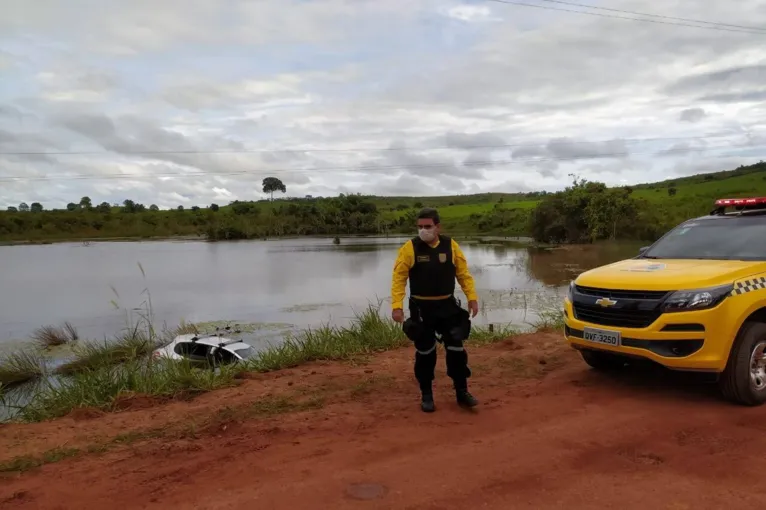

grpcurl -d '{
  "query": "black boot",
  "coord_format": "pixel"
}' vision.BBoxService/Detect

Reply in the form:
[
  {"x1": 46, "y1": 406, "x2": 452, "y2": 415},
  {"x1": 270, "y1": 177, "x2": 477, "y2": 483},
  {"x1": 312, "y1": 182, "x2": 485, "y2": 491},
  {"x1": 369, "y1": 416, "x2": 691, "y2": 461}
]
[
  {"x1": 421, "y1": 390, "x2": 435, "y2": 413},
  {"x1": 456, "y1": 388, "x2": 478, "y2": 408}
]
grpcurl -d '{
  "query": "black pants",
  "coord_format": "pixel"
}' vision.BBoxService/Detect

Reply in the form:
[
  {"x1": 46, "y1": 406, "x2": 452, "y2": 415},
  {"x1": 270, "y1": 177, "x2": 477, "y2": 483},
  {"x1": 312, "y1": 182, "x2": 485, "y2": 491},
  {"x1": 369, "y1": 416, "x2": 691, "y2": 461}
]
[{"x1": 409, "y1": 296, "x2": 472, "y2": 392}]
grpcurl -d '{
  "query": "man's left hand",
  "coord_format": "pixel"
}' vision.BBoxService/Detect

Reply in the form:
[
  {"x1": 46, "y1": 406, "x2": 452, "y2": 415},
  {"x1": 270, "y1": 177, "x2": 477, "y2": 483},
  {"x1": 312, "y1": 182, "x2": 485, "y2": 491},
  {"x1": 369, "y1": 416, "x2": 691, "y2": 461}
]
[{"x1": 468, "y1": 300, "x2": 479, "y2": 318}]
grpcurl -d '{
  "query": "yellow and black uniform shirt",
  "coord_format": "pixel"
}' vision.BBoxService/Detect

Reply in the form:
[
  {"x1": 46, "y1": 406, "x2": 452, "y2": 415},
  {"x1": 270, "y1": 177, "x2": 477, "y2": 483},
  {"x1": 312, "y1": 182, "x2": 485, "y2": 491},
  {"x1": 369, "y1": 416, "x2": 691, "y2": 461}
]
[{"x1": 390, "y1": 235, "x2": 478, "y2": 310}]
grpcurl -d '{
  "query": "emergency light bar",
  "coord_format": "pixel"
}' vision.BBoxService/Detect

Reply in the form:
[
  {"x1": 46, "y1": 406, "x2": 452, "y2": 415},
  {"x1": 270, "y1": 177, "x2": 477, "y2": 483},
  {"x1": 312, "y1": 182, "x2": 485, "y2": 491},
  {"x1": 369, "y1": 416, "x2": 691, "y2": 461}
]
[{"x1": 714, "y1": 197, "x2": 766, "y2": 206}]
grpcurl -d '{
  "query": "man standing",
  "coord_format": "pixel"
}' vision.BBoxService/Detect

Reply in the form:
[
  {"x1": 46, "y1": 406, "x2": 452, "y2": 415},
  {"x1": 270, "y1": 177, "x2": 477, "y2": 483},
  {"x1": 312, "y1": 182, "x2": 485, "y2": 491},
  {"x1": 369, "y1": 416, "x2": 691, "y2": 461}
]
[{"x1": 391, "y1": 207, "x2": 480, "y2": 413}]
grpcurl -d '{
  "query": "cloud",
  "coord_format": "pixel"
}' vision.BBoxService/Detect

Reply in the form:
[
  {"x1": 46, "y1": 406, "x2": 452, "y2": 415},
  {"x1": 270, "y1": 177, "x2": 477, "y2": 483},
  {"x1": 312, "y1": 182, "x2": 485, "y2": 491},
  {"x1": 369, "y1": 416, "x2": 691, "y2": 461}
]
[
  {"x1": 679, "y1": 108, "x2": 707, "y2": 123},
  {"x1": 1, "y1": 0, "x2": 766, "y2": 209}
]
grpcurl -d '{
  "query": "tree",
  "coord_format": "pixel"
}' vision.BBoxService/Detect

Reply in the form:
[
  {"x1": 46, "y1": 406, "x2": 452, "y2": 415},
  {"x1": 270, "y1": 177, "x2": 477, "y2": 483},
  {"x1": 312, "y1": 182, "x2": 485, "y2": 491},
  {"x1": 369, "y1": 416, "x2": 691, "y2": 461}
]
[
  {"x1": 96, "y1": 202, "x2": 111, "y2": 213},
  {"x1": 210, "y1": 203, "x2": 219, "y2": 212},
  {"x1": 668, "y1": 187, "x2": 677, "y2": 196},
  {"x1": 18, "y1": 202, "x2": 29, "y2": 212},
  {"x1": 6, "y1": 206, "x2": 17, "y2": 212},
  {"x1": 79, "y1": 196, "x2": 92, "y2": 210},
  {"x1": 177, "y1": 205, "x2": 184, "y2": 211},
  {"x1": 262, "y1": 176, "x2": 286, "y2": 201},
  {"x1": 30, "y1": 202, "x2": 43, "y2": 213},
  {"x1": 149, "y1": 204, "x2": 159, "y2": 211},
  {"x1": 66, "y1": 202, "x2": 78, "y2": 211}
]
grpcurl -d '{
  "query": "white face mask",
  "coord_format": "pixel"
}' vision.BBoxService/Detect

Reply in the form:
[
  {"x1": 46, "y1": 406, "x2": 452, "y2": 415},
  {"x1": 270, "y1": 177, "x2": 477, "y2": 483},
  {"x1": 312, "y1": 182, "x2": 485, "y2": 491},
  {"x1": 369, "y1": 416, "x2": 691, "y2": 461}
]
[{"x1": 418, "y1": 227, "x2": 436, "y2": 242}]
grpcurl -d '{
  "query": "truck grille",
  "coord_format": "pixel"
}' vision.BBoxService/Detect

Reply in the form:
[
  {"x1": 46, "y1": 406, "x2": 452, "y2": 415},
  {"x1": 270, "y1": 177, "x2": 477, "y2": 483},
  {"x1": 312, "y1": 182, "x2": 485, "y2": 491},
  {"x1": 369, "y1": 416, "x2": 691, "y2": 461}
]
[
  {"x1": 575, "y1": 285, "x2": 670, "y2": 301},
  {"x1": 572, "y1": 286, "x2": 670, "y2": 329},
  {"x1": 572, "y1": 304, "x2": 661, "y2": 329}
]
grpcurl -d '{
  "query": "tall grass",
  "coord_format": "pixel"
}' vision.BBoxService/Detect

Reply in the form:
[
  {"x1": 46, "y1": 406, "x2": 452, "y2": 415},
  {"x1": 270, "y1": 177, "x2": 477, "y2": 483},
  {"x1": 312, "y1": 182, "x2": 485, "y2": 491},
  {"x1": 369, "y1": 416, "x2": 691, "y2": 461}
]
[
  {"x1": 19, "y1": 358, "x2": 240, "y2": 422},
  {"x1": 0, "y1": 350, "x2": 47, "y2": 388},
  {"x1": 5, "y1": 300, "x2": 518, "y2": 422},
  {"x1": 246, "y1": 302, "x2": 514, "y2": 372},
  {"x1": 56, "y1": 326, "x2": 162, "y2": 376},
  {"x1": 31, "y1": 322, "x2": 79, "y2": 349},
  {"x1": 247, "y1": 303, "x2": 409, "y2": 372}
]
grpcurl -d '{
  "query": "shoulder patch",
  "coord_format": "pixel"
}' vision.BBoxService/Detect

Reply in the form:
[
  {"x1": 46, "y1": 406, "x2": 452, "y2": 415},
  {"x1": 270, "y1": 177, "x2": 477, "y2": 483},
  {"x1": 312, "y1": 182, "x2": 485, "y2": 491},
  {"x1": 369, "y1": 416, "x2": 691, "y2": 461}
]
[{"x1": 732, "y1": 276, "x2": 766, "y2": 296}]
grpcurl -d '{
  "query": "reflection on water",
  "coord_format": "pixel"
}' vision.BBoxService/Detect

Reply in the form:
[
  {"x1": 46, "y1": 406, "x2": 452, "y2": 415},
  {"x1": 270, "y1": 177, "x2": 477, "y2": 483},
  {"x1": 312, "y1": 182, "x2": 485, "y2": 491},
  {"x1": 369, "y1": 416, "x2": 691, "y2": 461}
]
[{"x1": 0, "y1": 237, "x2": 643, "y2": 350}]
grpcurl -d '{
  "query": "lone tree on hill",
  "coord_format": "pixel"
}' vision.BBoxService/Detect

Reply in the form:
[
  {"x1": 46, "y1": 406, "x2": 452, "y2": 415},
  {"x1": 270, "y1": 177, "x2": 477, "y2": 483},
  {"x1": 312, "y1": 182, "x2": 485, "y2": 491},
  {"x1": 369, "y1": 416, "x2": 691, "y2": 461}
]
[{"x1": 262, "y1": 176, "x2": 287, "y2": 201}]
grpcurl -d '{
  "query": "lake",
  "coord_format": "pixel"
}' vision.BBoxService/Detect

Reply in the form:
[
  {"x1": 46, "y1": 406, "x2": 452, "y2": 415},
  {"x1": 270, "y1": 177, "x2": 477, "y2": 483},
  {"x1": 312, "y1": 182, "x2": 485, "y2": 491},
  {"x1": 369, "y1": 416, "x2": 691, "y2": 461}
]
[{"x1": 0, "y1": 236, "x2": 644, "y2": 351}]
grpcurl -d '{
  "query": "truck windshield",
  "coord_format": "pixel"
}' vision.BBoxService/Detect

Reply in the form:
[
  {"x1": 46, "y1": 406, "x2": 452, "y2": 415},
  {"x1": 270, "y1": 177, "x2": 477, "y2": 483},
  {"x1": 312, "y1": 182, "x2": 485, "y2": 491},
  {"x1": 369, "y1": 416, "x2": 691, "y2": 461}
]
[{"x1": 643, "y1": 216, "x2": 766, "y2": 261}]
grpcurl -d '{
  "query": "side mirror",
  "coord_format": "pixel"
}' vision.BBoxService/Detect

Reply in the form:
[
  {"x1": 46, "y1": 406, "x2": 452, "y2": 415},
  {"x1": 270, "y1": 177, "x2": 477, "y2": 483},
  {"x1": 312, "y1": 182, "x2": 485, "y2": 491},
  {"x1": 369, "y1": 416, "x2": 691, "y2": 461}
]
[{"x1": 638, "y1": 246, "x2": 650, "y2": 254}]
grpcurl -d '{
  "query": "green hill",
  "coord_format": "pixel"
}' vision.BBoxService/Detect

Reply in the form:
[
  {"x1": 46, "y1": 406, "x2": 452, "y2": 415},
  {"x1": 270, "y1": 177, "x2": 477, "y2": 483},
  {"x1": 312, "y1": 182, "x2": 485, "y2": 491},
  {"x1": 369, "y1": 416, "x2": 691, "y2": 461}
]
[{"x1": 1, "y1": 161, "x2": 764, "y2": 244}]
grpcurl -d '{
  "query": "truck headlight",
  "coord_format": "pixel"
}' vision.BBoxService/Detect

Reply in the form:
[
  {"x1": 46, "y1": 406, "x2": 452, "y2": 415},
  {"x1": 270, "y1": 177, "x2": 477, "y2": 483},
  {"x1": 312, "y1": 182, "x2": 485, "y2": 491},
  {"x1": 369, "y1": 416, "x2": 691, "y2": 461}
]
[
  {"x1": 661, "y1": 284, "x2": 733, "y2": 312},
  {"x1": 567, "y1": 281, "x2": 575, "y2": 302}
]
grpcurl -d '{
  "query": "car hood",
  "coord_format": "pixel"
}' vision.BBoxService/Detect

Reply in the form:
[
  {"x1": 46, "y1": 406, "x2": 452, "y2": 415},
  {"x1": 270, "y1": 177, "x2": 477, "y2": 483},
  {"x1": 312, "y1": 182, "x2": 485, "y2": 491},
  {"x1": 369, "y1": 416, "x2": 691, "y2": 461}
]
[{"x1": 575, "y1": 258, "x2": 766, "y2": 290}]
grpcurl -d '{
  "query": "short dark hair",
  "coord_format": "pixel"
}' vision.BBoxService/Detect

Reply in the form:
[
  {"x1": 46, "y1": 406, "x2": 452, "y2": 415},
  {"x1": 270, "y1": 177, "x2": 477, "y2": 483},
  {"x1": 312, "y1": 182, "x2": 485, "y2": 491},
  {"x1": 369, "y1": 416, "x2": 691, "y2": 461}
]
[{"x1": 416, "y1": 207, "x2": 440, "y2": 224}]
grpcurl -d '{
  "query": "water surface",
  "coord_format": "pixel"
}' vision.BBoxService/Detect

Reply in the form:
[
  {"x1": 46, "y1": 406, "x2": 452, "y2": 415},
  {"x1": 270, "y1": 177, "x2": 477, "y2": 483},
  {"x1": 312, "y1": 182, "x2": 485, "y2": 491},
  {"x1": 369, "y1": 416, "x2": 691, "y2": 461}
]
[{"x1": 0, "y1": 236, "x2": 643, "y2": 349}]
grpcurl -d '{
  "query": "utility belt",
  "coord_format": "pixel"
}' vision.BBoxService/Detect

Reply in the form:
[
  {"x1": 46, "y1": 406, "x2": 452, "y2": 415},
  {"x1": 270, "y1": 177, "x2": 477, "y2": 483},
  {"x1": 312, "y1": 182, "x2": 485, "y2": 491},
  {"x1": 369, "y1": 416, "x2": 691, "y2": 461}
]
[{"x1": 403, "y1": 294, "x2": 471, "y2": 344}]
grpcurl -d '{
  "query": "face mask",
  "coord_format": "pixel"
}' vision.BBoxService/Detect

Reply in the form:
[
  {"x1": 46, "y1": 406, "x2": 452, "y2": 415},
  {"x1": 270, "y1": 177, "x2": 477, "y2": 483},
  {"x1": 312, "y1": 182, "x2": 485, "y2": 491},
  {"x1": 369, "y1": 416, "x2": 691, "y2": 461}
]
[{"x1": 418, "y1": 227, "x2": 436, "y2": 242}]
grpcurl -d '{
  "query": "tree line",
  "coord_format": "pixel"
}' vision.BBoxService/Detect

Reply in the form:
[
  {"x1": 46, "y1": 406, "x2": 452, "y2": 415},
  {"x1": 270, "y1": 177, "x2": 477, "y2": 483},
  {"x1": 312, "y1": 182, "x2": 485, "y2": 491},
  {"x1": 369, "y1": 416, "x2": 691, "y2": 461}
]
[{"x1": 3, "y1": 164, "x2": 766, "y2": 244}]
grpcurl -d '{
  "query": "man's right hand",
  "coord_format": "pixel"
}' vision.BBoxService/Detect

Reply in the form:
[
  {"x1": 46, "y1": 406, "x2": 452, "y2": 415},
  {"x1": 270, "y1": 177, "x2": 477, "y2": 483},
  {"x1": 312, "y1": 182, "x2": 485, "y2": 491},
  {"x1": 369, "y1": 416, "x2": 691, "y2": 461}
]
[{"x1": 392, "y1": 308, "x2": 404, "y2": 323}]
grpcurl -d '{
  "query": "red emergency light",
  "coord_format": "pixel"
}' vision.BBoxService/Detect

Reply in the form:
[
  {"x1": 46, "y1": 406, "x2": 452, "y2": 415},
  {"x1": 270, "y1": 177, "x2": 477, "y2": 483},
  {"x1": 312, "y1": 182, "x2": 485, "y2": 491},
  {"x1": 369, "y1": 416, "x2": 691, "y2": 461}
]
[{"x1": 714, "y1": 197, "x2": 766, "y2": 206}]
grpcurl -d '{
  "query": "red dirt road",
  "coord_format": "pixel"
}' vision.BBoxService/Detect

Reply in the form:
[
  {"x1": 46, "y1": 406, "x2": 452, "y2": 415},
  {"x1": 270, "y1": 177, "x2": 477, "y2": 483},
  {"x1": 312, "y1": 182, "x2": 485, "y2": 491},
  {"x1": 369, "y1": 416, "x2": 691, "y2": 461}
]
[{"x1": 2, "y1": 332, "x2": 766, "y2": 509}]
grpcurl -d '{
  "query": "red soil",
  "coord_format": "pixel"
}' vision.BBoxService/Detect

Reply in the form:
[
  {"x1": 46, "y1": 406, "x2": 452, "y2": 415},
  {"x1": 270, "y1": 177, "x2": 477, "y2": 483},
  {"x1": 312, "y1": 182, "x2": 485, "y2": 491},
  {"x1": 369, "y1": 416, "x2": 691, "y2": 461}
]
[{"x1": 1, "y1": 332, "x2": 764, "y2": 509}]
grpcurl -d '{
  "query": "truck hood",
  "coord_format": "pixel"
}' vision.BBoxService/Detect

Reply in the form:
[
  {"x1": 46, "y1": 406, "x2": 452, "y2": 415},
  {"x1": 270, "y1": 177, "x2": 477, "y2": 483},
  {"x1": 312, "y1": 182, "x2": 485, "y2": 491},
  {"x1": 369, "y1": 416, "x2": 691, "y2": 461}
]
[{"x1": 575, "y1": 258, "x2": 766, "y2": 291}]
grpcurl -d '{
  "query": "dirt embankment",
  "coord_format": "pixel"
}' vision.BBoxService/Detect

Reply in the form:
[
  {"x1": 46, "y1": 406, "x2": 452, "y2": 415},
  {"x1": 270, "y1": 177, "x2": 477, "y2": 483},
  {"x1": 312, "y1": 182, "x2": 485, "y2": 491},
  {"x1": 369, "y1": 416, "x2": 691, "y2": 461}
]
[{"x1": 2, "y1": 331, "x2": 766, "y2": 509}]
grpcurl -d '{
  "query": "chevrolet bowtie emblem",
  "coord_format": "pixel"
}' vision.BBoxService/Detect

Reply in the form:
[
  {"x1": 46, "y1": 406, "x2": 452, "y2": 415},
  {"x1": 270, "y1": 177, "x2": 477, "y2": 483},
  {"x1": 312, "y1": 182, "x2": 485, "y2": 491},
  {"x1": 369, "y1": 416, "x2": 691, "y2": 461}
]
[{"x1": 595, "y1": 297, "x2": 617, "y2": 307}]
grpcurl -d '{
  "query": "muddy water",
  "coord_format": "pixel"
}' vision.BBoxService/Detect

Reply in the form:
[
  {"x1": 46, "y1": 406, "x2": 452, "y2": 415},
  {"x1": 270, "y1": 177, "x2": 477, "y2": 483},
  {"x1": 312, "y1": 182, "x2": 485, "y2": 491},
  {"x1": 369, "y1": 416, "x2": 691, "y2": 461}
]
[{"x1": 0, "y1": 237, "x2": 643, "y2": 349}]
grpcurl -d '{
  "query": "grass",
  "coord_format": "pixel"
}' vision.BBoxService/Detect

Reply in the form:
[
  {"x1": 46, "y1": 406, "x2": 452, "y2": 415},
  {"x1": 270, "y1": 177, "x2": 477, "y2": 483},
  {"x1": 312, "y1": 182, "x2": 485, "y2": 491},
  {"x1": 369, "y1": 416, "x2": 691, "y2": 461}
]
[
  {"x1": 0, "y1": 447, "x2": 81, "y2": 473},
  {"x1": 529, "y1": 309, "x2": 566, "y2": 332},
  {"x1": 244, "y1": 303, "x2": 410, "y2": 372},
  {"x1": 56, "y1": 326, "x2": 162, "y2": 376},
  {"x1": 2, "y1": 300, "x2": 519, "y2": 423},
  {"x1": 0, "y1": 350, "x2": 47, "y2": 388},
  {"x1": 18, "y1": 357, "x2": 241, "y2": 422},
  {"x1": 31, "y1": 322, "x2": 79, "y2": 349}
]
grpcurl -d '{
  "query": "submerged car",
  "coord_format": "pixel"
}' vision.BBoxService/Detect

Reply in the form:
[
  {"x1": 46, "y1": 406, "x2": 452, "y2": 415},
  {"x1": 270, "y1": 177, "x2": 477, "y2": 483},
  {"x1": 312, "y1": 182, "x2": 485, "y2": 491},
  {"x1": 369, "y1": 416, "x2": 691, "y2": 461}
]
[
  {"x1": 563, "y1": 196, "x2": 766, "y2": 406},
  {"x1": 154, "y1": 331, "x2": 256, "y2": 366}
]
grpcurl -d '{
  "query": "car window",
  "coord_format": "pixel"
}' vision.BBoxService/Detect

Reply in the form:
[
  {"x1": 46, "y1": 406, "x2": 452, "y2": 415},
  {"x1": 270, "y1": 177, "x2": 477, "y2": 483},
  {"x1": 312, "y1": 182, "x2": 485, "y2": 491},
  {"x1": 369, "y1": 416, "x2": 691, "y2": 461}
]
[
  {"x1": 217, "y1": 348, "x2": 238, "y2": 364},
  {"x1": 644, "y1": 217, "x2": 766, "y2": 261},
  {"x1": 232, "y1": 346, "x2": 256, "y2": 359},
  {"x1": 174, "y1": 342, "x2": 212, "y2": 360}
]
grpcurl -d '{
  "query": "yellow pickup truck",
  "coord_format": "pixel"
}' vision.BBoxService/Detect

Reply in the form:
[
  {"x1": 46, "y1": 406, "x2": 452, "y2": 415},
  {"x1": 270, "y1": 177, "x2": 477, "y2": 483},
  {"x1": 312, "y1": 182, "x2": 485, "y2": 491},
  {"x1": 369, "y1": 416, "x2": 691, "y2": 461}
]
[{"x1": 563, "y1": 197, "x2": 766, "y2": 406}]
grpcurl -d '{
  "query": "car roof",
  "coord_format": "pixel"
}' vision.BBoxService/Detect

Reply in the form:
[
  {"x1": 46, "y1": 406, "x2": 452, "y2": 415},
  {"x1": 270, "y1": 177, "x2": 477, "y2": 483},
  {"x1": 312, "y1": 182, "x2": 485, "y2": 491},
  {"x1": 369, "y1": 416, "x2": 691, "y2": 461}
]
[{"x1": 173, "y1": 334, "x2": 251, "y2": 350}]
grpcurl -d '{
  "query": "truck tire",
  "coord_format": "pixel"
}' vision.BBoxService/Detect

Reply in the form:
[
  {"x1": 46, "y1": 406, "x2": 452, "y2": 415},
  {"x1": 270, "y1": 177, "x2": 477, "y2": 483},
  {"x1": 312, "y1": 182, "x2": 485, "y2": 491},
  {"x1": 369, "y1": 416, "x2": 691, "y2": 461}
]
[
  {"x1": 580, "y1": 349, "x2": 627, "y2": 371},
  {"x1": 719, "y1": 321, "x2": 766, "y2": 406}
]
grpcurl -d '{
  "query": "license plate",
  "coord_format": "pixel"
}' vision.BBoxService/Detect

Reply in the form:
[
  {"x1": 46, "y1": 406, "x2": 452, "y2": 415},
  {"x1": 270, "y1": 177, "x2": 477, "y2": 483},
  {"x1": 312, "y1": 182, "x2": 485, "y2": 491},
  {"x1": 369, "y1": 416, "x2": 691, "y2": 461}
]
[{"x1": 583, "y1": 327, "x2": 621, "y2": 347}]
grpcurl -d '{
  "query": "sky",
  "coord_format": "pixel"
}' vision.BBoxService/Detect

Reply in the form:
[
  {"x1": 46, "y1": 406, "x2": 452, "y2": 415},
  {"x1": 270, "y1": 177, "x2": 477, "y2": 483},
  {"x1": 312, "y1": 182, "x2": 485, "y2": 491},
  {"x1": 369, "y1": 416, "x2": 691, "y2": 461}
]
[{"x1": 1, "y1": 0, "x2": 766, "y2": 210}]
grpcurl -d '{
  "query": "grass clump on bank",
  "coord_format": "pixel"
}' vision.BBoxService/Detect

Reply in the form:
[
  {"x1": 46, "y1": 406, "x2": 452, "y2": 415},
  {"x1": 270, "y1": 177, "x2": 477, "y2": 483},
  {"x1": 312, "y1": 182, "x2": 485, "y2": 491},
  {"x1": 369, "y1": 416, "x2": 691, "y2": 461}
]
[
  {"x1": 18, "y1": 358, "x2": 240, "y2": 422},
  {"x1": 247, "y1": 303, "x2": 409, "y2": 372},
  {"x1": 0, "y1": 350, "x2": 47, "y2": 388},
  {"x1": 32, "y1": 322, "x2": 79, "y2": 349},
  {"x1": 56, "y1": 326, "x2": 161, "y2": 376},
  {"x1": 244, "y1": 302, "x2": 514, "y2": 373}
]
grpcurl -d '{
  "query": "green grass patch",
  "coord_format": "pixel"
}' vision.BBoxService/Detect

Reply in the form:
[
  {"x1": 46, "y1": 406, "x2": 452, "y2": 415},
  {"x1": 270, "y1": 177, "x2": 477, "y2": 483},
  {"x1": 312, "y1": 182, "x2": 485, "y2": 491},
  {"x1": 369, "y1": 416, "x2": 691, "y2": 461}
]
[
  {"x1": 55, "y1": 327, "x2": 161, "y2": 376},
  {"x1": 529, "y1": 308, "x2": 566, "y2": 332},
  {"x1": 17, "y1": 358, "x2": 241, "y2": 422},
  {"x1": 0, "y1": 446, "x2": 81, "y2": 474},
  {"x1": 244, "y1": 303, "x2": 410, "y2": 372},
  {"x1": 0, "y1": 349, "x2": 47, "y2": 389},
  {"x1": 3, "y1": 301, "x2": 519, "y2": 424}
]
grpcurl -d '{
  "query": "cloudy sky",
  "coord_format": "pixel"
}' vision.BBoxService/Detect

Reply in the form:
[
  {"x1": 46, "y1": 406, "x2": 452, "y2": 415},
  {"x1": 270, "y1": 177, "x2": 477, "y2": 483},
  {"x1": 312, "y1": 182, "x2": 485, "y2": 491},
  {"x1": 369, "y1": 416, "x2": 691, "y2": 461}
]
[{"x1": 1, "y1": 0, "x2": 766, "y2": 209}]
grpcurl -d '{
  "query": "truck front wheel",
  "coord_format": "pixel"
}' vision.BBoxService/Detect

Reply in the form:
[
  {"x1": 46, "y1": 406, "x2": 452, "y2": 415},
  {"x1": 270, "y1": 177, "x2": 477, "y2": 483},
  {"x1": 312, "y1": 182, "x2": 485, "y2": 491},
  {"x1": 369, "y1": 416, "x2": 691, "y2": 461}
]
[{"x1": 720, "y1": 321, "x2": 766, "y2": 406}]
